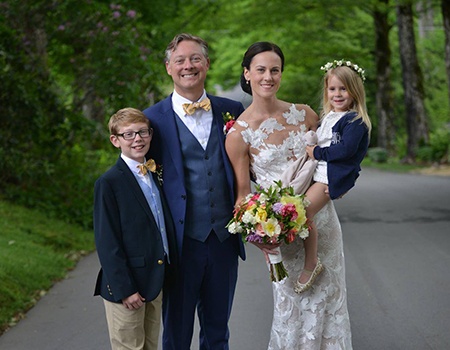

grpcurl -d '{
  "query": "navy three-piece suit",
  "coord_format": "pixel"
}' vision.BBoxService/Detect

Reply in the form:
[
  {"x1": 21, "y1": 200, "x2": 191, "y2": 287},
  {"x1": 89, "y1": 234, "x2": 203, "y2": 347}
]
[{"x1": 143, "y1": 94, "x2": 246, "y2": 350}]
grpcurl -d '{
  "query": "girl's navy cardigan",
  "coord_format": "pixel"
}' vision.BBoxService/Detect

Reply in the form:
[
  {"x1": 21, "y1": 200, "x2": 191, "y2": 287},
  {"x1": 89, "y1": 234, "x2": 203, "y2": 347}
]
[{"x1": 313, "y1": 111, "x2": 369, "y2": 200}]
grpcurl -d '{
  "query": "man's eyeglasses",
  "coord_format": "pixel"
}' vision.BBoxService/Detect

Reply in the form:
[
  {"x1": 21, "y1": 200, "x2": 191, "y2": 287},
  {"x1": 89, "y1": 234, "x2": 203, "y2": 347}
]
[{"x1": 117, "y1": 128, "x2": 153, "y2": 140}]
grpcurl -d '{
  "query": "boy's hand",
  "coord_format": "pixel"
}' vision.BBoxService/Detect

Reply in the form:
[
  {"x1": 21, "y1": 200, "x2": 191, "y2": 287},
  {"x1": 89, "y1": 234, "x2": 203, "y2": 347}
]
[{"x1": 122, "y1": 292, "x2": 145, "y2": 309}]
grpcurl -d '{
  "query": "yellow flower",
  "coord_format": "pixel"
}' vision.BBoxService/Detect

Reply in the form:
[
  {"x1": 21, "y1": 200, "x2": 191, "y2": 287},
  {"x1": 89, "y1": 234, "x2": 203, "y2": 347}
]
[
  {"x1": 281, "y1": 195, "x2": 307, "y2": 226},
  {"x1": 261, "y1": 218, "x2": 281, "y2": 237},
  {"x1": 255, "y1": 207, "x2": 268, "y2": 223}
]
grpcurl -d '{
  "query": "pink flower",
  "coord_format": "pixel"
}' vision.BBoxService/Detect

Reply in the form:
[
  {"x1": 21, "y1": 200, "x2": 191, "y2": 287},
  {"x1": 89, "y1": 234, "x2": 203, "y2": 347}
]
[
  {"x1": 286, "y1": 230, "x2": 297, "y2": 243},
  {"x1": 224, "y1": 120, "x2": 235, "y2": 134},
  {"x1": 281, "y1": 204, "x2": 298, "y2": 220},
  {"x1": 255, "y1": 223, "x2": 265, "y2": 237},
  {"x1": 251, "y1": 193, "x2": 260, "y2": 201},
  {"x1": 127, "y1": 10, "x2": 137, "y2": 18}
]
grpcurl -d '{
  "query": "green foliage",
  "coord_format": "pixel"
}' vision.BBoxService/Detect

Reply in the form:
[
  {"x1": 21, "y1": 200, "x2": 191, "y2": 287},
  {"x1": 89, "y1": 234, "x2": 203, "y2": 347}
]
[
  {"x1": 47, "y1": 1, "x2": 166, "y2": 119},
  {"x1": 367, "y1": 147, "x2": 389, "y2": 163},
  {"x1": 416, "y1": 127, "x2": 450, "y2": 163},
  {"x1": 1, "y1": 0, "x2": 449, "y2": 228},
  {"x1": 0, "y1": 200, "x2": 94, "y2": 334}
]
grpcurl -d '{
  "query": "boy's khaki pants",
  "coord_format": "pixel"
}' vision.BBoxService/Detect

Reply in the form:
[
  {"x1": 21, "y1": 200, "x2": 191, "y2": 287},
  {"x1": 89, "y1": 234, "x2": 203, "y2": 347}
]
[{"x1": 103, "y1": 292, "x2": 162, "y2": 350}]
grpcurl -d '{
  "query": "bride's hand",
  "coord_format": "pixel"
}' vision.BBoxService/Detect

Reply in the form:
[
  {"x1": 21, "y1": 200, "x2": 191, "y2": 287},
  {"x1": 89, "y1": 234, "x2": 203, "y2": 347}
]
[
  {"x1": 251, "y1": 241, "x2": 281, "y2": 263},
  {"x1": 306, "y1": 145, "x2": 316, "y2": 159}
]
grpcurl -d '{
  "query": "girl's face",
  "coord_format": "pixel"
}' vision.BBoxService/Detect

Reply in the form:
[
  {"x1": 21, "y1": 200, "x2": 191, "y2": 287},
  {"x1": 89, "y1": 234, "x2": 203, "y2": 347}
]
[
  {"x1": 327, "y1": 75, "x2": 354, "y2": 112},
  {"x1": 244, "y1": 51, "x2": 282, "y2": 98}
]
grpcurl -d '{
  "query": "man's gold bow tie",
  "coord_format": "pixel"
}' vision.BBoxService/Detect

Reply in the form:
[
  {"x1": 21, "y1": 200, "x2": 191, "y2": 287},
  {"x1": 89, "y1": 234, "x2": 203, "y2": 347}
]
[
  {"x1": 137, "y1": 159, "x2": 156, "y2": 176},
  {"x1": 182, "y1": 97, "x2": 211, "y2": 115}
]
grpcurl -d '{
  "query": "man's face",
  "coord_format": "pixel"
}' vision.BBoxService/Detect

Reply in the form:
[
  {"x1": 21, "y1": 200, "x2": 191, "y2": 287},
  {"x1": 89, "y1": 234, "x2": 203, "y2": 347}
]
[{"x1": 165, "y1": 40, "x2": 210, "y2": 99}]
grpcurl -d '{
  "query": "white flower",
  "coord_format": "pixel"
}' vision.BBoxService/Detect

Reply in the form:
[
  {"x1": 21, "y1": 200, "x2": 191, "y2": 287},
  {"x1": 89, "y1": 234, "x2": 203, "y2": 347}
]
[
  {"x1": 227, "y1": 221, "x2": 243, "y2": 234},
  {"x1": 261, "y1": 218, "x2": 281, "y2": 237},
  {"x1": 258, "y1": 193, "x2": 268, "y2": 204},
  {"x1": 242, "y1": 211, "x2": 257, "y2": 225},
  {"x1": 321, "y1": 59, "x2": 366, "y2": 82},
  {"x1": 298, "y1": 228, "x2": 309, "y2": 240}
]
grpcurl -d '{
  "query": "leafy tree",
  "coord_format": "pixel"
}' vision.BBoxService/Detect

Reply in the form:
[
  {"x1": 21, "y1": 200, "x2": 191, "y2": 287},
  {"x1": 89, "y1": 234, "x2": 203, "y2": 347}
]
[
  {"x1": 442, "y1": 0, "x2": 450, "y2": 106},
  {"x1": 373, "y1": 0, "x2": 396, "y2": 153},
  {"x1": 396, "y1": 0, "x2": 429, "y2": 163}
]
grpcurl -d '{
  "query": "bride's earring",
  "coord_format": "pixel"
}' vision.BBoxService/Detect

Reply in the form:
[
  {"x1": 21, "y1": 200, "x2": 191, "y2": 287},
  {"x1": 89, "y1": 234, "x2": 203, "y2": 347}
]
[{"x1": 246, "y1": 80, "x2": 250, "y2": 85}]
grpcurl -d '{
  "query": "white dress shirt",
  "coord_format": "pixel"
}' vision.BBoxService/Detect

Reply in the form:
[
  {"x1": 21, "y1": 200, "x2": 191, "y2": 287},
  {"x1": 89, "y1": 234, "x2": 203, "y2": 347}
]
[{"x1": 172, "y1": 90, "x2": 212, "y2": 150}]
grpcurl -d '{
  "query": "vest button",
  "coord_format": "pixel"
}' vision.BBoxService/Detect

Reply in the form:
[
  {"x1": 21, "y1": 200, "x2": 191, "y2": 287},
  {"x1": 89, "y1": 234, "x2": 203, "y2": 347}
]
[
  {"x1": 207, "y1": 171, "x2": 212, "y2": 176},
  {"x1": 181, "y1": 194, "x2": 186, "y2": 200},
  {"x1": 179, "y1": 219, "x2": 184, "y2": 224},
  {"x1": 204, "y1": 155, "x2": 209, "y2": 160},
  {"x1": 157, "y1": 260, "x2": 164, "y2": 265}
]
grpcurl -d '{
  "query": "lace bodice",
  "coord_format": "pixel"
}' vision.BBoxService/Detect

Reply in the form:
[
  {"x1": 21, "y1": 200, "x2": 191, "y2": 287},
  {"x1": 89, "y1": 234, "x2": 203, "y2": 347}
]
[
  {"x1": 236, "y1": 104, "x2": 308, "y2": 187},
  {"x1": 235, "y1": 104, "x2": 352, "y2": 349}
]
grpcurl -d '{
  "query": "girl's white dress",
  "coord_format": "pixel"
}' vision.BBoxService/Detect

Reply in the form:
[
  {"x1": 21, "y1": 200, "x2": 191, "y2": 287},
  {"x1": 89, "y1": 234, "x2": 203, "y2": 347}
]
[{"x1": 236, "y1": 104, "x2": 352, "y2": 350}]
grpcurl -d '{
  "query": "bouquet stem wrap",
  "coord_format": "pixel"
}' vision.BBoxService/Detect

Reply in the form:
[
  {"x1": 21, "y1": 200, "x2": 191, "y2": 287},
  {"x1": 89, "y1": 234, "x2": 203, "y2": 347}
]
[{"x1": 268, "y1": 246, "x2": 288, "y2": 282}]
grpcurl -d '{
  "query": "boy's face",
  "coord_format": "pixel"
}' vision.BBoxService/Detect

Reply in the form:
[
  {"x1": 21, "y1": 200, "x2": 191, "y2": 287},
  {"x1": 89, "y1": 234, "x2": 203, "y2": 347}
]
[{"x1": 110, "y1": 122, "x2": 152, "y2": 163}]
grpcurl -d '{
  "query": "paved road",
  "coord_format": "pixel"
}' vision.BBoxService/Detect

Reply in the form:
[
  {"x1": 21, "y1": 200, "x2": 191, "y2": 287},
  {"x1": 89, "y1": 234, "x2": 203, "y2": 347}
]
[{"x1": 0, "y1": 168, "x2": 449, "y2": 350}]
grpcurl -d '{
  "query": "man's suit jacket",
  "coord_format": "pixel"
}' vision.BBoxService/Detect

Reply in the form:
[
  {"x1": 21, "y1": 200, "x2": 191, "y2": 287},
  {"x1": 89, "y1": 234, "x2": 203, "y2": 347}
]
[
  {"x1": 143, "y1": 94, "x2": 246, "y2": 260},
  {"x1": 94, "y1": 157, "x2": 177, "y2": 303}
]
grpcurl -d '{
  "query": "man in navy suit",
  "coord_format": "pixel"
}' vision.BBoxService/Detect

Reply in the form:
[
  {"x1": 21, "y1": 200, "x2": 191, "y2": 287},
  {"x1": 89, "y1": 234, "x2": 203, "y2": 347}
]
[
  {"x1": 94, "y1": 108, "x2": 177, "y2": 350},
  {"x1": 143, "y1": 33, "x2": 246, "y2": 350}
]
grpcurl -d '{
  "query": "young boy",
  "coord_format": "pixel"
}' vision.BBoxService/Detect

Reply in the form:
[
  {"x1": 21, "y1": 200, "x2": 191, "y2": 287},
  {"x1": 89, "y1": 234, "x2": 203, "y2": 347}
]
[{"x1": 93, "y1": 107, "x2": 176, "y2": 350}]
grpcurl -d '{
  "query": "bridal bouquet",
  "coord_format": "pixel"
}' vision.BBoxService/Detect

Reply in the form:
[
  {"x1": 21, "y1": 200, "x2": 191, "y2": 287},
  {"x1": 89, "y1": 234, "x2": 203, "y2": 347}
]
[{"x1": 227, "y1": 181, "x2": 310, "y2": 282}]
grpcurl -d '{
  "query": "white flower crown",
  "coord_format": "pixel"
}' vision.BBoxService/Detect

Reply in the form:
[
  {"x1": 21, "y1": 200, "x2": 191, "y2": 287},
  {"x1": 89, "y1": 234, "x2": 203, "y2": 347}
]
[{"x1": 320, "y1": 59, "x2": 366, "y2": 82}]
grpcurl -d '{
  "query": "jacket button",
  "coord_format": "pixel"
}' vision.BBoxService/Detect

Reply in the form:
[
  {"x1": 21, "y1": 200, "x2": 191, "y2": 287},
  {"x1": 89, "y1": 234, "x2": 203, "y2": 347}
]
[{"x1": 157, "y1": 260, "x2": 164, "y2": 265}]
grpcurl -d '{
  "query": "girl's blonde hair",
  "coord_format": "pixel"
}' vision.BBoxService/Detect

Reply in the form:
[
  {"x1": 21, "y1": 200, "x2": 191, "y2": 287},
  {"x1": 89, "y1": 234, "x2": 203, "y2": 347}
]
[{"x1": 321, "y1": 66, "x2": 372, "y2": 135}]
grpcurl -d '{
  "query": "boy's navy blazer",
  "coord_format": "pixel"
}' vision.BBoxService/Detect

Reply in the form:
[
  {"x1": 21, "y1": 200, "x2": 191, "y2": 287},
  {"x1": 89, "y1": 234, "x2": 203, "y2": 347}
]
[
  {"x1": 313, "y1": 111, "x2": 369, "y2": 200},
  {"x1": 94, "y1": 157, "x2": 177, "y2": 303},
  {"x1": 143, "y1": 94, "x2": 246, "y2": 260}
]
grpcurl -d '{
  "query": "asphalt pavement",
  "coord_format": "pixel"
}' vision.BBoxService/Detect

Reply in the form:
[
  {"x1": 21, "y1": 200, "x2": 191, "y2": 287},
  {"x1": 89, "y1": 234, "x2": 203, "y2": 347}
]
[{"x1": 0, "y1": 168, "x2": 449, "y2": 350}]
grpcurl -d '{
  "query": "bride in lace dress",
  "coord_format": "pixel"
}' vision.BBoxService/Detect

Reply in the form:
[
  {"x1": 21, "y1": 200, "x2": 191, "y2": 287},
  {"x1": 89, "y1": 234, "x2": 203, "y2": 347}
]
[{"x1": 225, "y1": 42, "x2": 352, "y2": 349}]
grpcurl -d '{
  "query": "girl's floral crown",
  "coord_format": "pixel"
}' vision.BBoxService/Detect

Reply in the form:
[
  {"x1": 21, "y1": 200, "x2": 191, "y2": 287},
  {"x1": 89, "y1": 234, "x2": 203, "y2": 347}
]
[{"x1": 320, "y1": 59, "x2": 366, "y2": 82}]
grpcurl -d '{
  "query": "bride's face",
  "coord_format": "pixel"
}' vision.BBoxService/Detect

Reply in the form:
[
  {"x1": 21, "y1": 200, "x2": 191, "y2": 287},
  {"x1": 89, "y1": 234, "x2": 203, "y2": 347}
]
[{"x1": 244, "y1": 51, "x2": 282, "y2": 98}]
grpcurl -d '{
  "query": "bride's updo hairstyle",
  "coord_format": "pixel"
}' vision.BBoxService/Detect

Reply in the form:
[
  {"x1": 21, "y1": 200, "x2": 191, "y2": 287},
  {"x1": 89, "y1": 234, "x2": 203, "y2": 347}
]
[{"x1": 240, "y1": 42, "x2": 285, "y2": 95}]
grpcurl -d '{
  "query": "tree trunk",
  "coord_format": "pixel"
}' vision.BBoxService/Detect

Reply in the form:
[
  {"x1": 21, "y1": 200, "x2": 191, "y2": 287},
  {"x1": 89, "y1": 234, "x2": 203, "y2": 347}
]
[
  {"x1": 416, "y1": 0, "x2": 434, "y2": 38},
  {"x1": 396, "y1": 1, "x2": 429, "y2": 163},
  {"x1": 373, "y1": 0, "x2": 396, "y2": 153},
  {"x1": 442, "y1": 0, "x2": 450, "y2": 107}
]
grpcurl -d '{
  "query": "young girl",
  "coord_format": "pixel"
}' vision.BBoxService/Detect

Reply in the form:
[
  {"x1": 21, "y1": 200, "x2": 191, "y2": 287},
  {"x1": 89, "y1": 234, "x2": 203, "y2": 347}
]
[{"x1": 294, "y1": 60, "x2": 372, "y2": 293}]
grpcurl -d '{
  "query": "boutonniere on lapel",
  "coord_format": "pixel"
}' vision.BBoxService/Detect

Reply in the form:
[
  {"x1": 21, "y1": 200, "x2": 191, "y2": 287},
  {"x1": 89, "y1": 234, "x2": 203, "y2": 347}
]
[
  {"x1": 222, "y1": 112, "x2": 236, "y2": 135},
  {"x1": 138, "y1": 159, "x2": 164, "y2": 185}
]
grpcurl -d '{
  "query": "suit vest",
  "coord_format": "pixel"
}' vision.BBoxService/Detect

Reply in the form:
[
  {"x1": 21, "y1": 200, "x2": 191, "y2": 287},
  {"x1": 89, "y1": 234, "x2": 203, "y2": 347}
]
[{"x1": 175, "y1": 116, "x2": 233, "y2": 242}]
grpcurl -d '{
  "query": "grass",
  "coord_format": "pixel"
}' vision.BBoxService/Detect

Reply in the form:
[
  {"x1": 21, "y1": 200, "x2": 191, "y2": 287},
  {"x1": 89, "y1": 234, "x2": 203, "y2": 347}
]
[
  {"x1": 0, "y1": 199, "x2": 95, "y2": 335},
  {"x1": 361, "y1": 157, "x2": 424, "y2": 173}
]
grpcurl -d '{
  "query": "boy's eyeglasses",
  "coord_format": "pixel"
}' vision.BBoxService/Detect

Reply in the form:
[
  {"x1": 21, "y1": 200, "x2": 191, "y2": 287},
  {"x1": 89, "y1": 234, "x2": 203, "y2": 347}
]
[{"x1": 117, "y1": 128, "x2": 153, "y2": 140}]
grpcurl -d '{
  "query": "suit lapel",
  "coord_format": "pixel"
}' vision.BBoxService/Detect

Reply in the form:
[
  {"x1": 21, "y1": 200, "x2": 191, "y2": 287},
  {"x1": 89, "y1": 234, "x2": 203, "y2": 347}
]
[
  {"x1": 153, "y1": 97, "x2": 185, "y2": 183},
  {"x1": 116, "y1": 158, "x2": 159, "y2": 229},
  {"x1": 208, "y1": 95, "x2": 235, "y2": 196}
]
